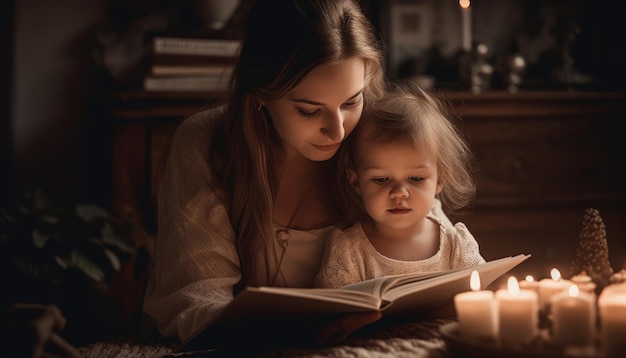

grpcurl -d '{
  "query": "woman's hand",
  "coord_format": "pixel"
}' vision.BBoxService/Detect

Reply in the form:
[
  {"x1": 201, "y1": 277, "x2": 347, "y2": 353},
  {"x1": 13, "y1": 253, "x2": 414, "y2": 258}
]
[{"x1": 314, "y1": 311, "x2": 382, "y2": 347}]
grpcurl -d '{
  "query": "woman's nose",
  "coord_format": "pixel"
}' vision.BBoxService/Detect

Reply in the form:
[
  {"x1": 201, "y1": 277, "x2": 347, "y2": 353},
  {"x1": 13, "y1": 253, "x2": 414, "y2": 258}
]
[{"x1": 321, "y1": 110, "x2": 345, "y2": 141}]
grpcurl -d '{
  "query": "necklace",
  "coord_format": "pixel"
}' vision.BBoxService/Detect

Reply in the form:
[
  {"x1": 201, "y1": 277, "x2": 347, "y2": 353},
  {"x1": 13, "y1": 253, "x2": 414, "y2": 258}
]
[
  {"x1": 270, "y1": 188, "x2": 313, "y2": 286},
  {"x1": 270, "y1": 161, "x2": 332, "y2": 286},
  {"x1": 270, "y1": 228, "x2": 290, "y2": 286}
]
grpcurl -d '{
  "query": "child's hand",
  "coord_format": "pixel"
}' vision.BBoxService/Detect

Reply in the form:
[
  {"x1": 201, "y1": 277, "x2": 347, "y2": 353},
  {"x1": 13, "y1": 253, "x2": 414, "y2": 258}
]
[{"x1": 314, "y1": 311, "x2": 382, "y2": 347}]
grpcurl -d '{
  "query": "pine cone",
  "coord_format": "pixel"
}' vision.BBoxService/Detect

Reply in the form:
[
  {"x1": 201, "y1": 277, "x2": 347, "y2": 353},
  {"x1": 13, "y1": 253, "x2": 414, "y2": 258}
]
[{"x1": 571, "y1": 208, "x2": 613, "y2": 292}]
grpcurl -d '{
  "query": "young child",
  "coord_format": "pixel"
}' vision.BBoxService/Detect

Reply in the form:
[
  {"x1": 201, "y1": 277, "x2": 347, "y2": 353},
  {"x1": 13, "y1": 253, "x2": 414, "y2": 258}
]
[{"x1": 315, "y1": 82, "x2": 485, "y2": 289}]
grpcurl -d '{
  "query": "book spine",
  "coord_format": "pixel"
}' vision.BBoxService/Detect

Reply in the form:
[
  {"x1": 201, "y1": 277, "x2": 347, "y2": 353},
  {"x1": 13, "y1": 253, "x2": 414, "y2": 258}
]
[
  {"x1": 151, "y1": 64, "x2": 235, "y2": 76},
  {"x1": 153, "y1": 37, "x2": 241, "y2": 57},
  {"x1": 143, "y1": 75, "x2": 231, "y2": 92},
  {"x1": 151, "y1": 53, "x2": 237, "y2": 66}
]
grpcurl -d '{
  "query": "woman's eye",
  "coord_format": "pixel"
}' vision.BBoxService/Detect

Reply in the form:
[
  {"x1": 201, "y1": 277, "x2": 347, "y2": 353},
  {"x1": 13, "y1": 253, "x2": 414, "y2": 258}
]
[
  {"x1": 372, "y1": 177, "x2": 389, "y2": 184},
  {"x1": 297, "y1": 108, "x2": 321, "y2": 118},
  {"x1": 342, "y1": 96, "x2": 363, "y2": 109},
  {"x1": 409, "y1": 176, "x2": 424, "y2": 182}
]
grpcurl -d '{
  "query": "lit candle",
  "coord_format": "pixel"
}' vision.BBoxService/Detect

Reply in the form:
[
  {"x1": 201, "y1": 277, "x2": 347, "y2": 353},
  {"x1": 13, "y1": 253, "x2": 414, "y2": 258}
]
[
  {"x1": 518, "y1": 274, "x2": 539, "y2": 295},
  {"x1": 538, "y1": 268, "x2": 572, "y2": 312},
  {"x1": 610, "y1": 268, "x2": 626, "y2": 284},
  {"x1": 598, "y1": 283, "x2": 626, "y2": 356},
  {"x1": 459, "y1": 0, "x2": 472, "y2": 51},
  {"x1": 551, "y1": 284, "x2": 596, "y2": 347},
  {"x1": 454, "y1": 270, "x2": 498, "y2": 343},
  {"x1": 496, "y1": 276, "x2": 539, "y2": 348},
  {"x1": 571, "y1": 271, "x2": 597, "y2": 295}
]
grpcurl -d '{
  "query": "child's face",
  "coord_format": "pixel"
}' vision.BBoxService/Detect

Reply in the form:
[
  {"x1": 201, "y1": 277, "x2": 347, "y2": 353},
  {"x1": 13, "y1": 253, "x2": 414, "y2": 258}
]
[{"x1": 348, "y1": 136, "x2": 443, "y2": 230}]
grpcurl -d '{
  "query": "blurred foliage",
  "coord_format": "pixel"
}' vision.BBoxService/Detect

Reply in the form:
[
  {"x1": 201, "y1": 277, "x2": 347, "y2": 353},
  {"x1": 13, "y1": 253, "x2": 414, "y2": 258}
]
[{"x1": 0, "y1": 190, "x2": 136, "y2": 305}]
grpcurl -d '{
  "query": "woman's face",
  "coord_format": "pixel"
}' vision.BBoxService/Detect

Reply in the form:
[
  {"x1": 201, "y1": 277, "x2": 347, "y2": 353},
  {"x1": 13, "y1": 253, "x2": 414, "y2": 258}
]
[{"x1": 264, "y1": 57, "x2": 365, "y2": 161}]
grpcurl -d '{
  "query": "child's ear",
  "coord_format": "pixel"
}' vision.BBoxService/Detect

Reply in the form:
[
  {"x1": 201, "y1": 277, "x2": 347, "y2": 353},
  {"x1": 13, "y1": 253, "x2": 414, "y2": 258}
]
[
  {"x1": 436, "y1": 180, "x2": 444, "y2": 194},
  {"x1": 346, "y1": 168, "x2": 361, "y2": 195}
]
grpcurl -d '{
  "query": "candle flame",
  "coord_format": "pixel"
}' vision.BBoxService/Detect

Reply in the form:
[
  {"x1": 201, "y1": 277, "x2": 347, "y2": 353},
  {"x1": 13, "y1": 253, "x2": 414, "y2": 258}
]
[
  {"x1": 525, "y1": 275, "x2": 535, "y2": 283},
  {"x1": 568, "y1": 284, "x2": 579, "y2": 297},
  {"x1": 507, "y1": 276, "x2": 520, "y2": 296},
  {"x1": 550, "y1": 268, "x2": 562, "y2": 281},
  {"x1": 459, "y1": 0, "x2": 470, "y2": 9},
  {"x1": 470, "y1": 270, "x2": 481, "y2": 291}
]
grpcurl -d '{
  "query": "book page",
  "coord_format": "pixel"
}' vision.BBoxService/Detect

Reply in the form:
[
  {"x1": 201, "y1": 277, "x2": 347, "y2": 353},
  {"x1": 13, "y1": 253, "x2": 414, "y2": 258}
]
[
  {"x1": 255, "y1": 286, "x2": 381, "y2": 308},
  {"x1": 341, "y1": 270, "x2": 449, "y2": 297},
  {"x1": 380, "y1": 254, "x2": 530, "y2": 316}
]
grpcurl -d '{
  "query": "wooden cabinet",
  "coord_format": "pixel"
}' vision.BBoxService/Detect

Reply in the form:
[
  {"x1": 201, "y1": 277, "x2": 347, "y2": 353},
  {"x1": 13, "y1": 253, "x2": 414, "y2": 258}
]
[
  {"x1": 108, "y1": 90, "x2": 626, "y2": 278},
  {"x1": 446, "y1": 92, "x2": 626, "y2": 278}
]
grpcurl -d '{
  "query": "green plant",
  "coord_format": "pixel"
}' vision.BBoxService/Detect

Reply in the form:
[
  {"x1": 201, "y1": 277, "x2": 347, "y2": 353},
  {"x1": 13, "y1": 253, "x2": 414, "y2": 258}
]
[{"x1": 0, "y1": 191, "x2": 136, "y2": 304}]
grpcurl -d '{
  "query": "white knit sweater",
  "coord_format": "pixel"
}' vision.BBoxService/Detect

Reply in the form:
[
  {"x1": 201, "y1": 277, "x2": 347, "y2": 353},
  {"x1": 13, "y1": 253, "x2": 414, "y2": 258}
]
[
  {"x1": 314, "y1": 200, "x2": 485, "y2": 288},
  {"x1": 143, "y1": 108, "x2": 334, "y2": 342}
]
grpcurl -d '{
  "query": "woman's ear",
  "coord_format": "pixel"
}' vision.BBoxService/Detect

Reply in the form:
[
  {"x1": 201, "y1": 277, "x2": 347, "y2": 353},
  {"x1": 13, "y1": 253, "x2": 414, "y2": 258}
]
[
  {"x1": 346, "y1": 168, "x2": 361, "y2": 195},
  {"x1": 251, "y1": 96, "x2": 266, "y2": 109}
]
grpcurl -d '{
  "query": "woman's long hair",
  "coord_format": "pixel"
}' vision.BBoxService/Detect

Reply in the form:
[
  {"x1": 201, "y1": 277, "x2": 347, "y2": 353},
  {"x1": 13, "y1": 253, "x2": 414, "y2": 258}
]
[{"x1": 210, "y1": 0, "x2": 386, "y2": 286}]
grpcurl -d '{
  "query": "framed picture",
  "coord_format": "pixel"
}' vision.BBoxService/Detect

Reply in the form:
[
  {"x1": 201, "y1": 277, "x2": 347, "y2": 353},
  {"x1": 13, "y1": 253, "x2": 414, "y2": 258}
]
[{"x1": 381, "y1": 0, "x2": 464, "y2": 80}]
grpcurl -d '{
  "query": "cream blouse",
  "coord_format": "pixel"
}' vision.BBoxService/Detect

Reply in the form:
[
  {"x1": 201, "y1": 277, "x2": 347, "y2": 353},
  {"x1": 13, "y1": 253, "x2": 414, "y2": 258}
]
[
  {"x1": 314, "y1": 199, "x2": 486, "y2": 289},
  {"x1": 143, "y1": 108, "x2": 333, "y2": 342}
]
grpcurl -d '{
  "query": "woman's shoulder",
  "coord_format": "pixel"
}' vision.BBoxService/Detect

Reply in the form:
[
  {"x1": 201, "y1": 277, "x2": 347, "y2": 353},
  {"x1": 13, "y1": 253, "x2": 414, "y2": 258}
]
[{"x1": 175, "y1": 105, "x2": 226, "y2": 141}]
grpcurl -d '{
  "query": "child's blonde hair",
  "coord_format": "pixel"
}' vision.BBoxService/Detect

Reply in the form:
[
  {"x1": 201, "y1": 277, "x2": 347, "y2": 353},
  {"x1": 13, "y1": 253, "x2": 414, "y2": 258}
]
[{"x1": 339, "y1": 81, "x2": 476, "y2": 222}]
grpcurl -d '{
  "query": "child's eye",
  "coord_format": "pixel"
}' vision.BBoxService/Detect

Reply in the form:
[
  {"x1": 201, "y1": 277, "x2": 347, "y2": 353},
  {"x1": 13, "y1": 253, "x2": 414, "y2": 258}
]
[
  {"x1": 372, "y1": 177, "x2": 389, "y2": 184},
  {"x1": 409, "y1": 176, "x2": 424, "y2": 182},
  {"x1": 297, "y1": 108, "x2": 321, "y2": 118}
]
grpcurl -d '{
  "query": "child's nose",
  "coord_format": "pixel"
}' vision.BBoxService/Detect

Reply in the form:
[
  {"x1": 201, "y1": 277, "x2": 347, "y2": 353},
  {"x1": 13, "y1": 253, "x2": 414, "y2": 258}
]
[{"x1": 389, "y1": 184, "x2": 409, "y2": 199}]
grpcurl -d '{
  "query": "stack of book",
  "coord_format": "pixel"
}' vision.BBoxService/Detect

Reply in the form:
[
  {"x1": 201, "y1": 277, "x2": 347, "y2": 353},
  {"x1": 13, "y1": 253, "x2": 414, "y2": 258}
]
[{"x1": 143, "y1": 36, "x2": 241, "y2": 92}]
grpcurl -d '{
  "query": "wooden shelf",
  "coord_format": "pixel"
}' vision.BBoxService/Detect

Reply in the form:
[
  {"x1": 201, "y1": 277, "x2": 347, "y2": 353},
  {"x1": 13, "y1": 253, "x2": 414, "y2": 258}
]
[
  {"x1": 104, "y1": 90, "x2": 626, "y2": 277},
  {"x1": 104, "y1": 91, "x2": 227, "y2": 120}
]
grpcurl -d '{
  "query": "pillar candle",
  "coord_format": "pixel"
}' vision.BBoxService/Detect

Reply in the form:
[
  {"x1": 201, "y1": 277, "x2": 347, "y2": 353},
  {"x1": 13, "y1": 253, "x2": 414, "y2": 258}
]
[
  {"x1": 538, "y1": 268, "x2": 572, "y2": 311},
  {"x1": 459, "y1": 0, "x2": 472, "y2": 51},
  {"x1": 598, "y1": 283, "x2": 626, "y2": 356},
  {"x1": 551, "y1": 284, "x2": 596, "y2": 347},
  {"x1": 571, "y1": 271, "x2": 597, "y2": 295},
  {"x1": 496, "y1": 276, "x2": 539, "y2": 348},
  {"x1": 454, "y1": 270, "x2": 498, "y2": 343},
  {"x1": 610, "y1": 269, "x2": 626, "y2": 284},
  {"x1": 518, "y1": 274, "x2": 540, "y2": 296}
]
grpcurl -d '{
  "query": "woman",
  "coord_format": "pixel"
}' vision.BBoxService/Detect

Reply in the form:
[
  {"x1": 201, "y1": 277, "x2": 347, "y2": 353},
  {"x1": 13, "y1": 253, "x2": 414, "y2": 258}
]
[{"x1": 143, "y1": 0, "x2": 386, "y2": 348}]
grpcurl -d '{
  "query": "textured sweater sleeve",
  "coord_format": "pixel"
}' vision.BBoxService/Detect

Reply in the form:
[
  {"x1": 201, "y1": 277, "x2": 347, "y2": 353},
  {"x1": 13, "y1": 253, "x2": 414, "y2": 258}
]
[
  {"x1": 449, "y1": 222, "x2": 486, "y2": 269},
  {"x1": 430, "y1": 199, "x2": 485, "y2": 269},
  {"x1": 314, "y1": 225, "x2": 367, "y2": 288},
  {"x1": 143, "y1": 108, "x2": 242, "y2": 342}
]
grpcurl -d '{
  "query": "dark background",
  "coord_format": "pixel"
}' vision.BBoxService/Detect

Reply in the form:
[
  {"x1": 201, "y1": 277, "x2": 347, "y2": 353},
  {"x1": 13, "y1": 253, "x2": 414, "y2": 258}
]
[{"x1": 2, "y1": 0, "x2": 626, "y2": 287}]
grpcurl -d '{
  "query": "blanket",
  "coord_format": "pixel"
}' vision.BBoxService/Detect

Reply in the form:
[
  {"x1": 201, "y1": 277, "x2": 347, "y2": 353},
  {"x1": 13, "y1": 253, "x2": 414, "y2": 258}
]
[{"x1": 78, "y1": 318, "x2": 453, "y2": 357}]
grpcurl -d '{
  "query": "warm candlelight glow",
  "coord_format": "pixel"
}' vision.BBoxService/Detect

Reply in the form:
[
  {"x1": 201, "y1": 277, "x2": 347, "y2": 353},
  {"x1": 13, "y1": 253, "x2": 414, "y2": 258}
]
[
  {"x1": 552, "y1": 283, "x2": 595, "y2": 347},
  {"x1": 507, "y1": 276, "x2": 520, "y2": 296},
  {"x1": 497, "y1": 276, "x2": 539, "y2": 348},
  {"x1": 455, "y1": 269, "x2": 498, "y2": 342},
  {"x1": 459, "y1": 0, "x2": 470, "y2": 9},
  {"x1": 538, "y1": 269, "x2": 572, "y2": 310},
  {"x1": 470, "y1": 270, "x2": 480, "y2": 291},
  {"x1": 525, "y1": 275, "x2": 535, "y2": 283},
  {"x1": 599, "y1": 285, "x2": 626, "y2": 355}
]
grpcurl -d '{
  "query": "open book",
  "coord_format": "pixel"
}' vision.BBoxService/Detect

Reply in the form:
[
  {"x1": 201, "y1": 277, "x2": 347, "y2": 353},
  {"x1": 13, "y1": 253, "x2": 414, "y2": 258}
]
[{"x1": 180, "y1": 254, "x2": 530, "y2": 351}]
